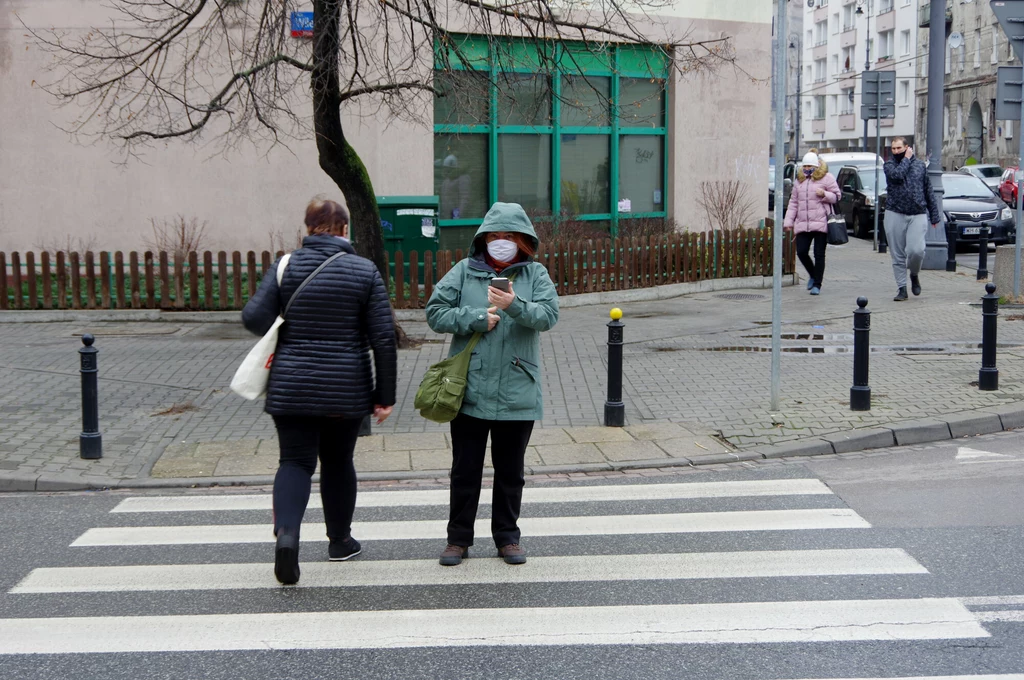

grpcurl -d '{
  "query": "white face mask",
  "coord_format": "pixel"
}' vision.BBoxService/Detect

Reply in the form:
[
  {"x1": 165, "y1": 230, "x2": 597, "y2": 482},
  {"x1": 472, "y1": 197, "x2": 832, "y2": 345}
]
[{"x1": 486, "y1": 238, "x2": 519, "y2": 262}]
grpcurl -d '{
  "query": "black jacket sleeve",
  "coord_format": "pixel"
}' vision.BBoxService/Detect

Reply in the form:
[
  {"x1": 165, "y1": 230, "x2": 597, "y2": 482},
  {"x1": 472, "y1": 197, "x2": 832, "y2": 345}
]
[
  {"x1": 241, "y1": 258, "x2": 283, "y2": 336},
  {"x1": 365, "y1": 269, "x2": 398, "y2": 406}
]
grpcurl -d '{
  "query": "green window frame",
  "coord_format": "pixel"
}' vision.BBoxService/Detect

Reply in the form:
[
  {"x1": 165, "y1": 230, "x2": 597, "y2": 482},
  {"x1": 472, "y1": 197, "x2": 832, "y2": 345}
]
[{"x1": 433, "y1": 36, "x2": 669, "y2": 238}]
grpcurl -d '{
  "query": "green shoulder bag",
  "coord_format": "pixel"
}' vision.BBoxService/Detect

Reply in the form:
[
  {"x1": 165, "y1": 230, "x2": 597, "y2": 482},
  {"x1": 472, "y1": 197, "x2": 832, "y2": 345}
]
[{"x1": 414, "y1": 332, "x2": 483, "y2": 423}]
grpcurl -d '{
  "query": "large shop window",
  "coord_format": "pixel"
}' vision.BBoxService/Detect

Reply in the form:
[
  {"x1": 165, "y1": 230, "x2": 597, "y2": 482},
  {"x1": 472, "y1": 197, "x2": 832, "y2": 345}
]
[{"x1": 433, "y1": 36, "x2": 668, "y2": 235}]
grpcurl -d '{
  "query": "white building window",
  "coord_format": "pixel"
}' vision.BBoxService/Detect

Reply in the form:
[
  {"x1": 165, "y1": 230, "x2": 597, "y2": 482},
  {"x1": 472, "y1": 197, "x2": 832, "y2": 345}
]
[
  {"x1": 832, "y1": 54, "x2": 839, "y2": 74},
  {"x1": 1009, "y1": 37, "x2": 1015, "y2": 61},
  {"x1": 975, "y1": 30, "x2": 982, "y2": 68},
  {"x1": 878, "y1": 30, "x2": 894, "y2": 60},
  {"x1": 1007, "y1": 120, "x2": 1014, "y2": 139},
  {"x1": 815, "y1": 21, "x2": 828, "y2": 46},
  {"x1": 944, "y1": 105, "x2": 950, "y2": 133},
  {"x1": 841, "y1": 88, "x2": 854, "y2": 114},
  {"x1": 960, "y1": 44, "x2": 966, "y2": 71},
  {"x1": 957, "y1": 103, "x2": 963, "y2": 134},
  {"x1": 842, "y1": 46, "x2": 855, "y2": 72},
  {"x1": 899, "y1": 80, "x2": 910, "y2": 106},
  {"x1": 993, "y1": 28, "x2": 1000, "y2": 65},
  {"x1": 946, "y1": 38, "x2": 951, "y2": 74},
  {"x1": 879, "y1": 0, "x2": 893, "y2": 13},
  {"x1": 843, "y1": 5, "x2": 855, "y2": 31},
  {"x1": 814, "y1": 59, "x2": 827, "y2": 83},
  {"x1": 833, "y1": 13, "x2": 840, "y2": 34},
  {"x1": 900, "y1": 30, "x2": 911, "y2": 57},
  {"x1": 830, "y1": 94, "x2": 838, "y2": 115},
  {"x1": 814, "y1": 95, "x2": 826, "y2": 119},
  {"x1": 902, "y1": 0, "x2": 911, "y2": 6}
]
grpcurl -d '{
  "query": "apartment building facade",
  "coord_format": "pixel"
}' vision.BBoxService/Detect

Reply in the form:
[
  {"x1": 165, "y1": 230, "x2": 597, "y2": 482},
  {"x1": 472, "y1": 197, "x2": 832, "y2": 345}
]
[
  {"x1": 799, "y1": 0, "x2": 919, "y2": 156},
  {"x1": 915, "y1": 0, "x2": 1022, "y2": 170}
]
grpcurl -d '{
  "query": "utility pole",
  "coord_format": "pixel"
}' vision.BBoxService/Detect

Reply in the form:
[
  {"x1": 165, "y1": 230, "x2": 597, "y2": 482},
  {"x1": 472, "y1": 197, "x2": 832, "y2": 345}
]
[
  {"x1": 771, "y1": 0, "x2": 787, "y2": 411},
  {"x1": 922, "y1": 0, "x2": 949, "y2": 269},
  {"x1": 793, "y1": 38, "x2": 802, "y2": 159},
  {"x1": 858, "y1": 0, "x2": 872, "y2": 151}
]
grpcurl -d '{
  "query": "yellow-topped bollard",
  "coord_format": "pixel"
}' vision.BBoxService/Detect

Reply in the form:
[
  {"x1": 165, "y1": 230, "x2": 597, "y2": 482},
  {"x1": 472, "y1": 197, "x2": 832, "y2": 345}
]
[
  {"x1": 604, "y1": 308, "x2": 625, "y2": 427},
  {"x1": 609, "y1": 307, "x2": 623, "y2": 320}
]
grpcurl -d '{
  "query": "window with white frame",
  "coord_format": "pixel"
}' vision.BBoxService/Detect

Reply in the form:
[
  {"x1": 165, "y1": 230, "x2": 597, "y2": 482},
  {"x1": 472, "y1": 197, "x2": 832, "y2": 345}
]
[
  {"x1": 960, "y1": 44, "x2": 966, "y2": 70},
  {"x1": 833, "y1": 13, "x2": 840, "y2": 34},
  {"x1": 900, "y1": 30, "x2": 911, "y2": 57},
  {"x1": 944, "y1": 105, "x2": 949, "y2": 133},
  {"x1": 830, "y1": 94, "x2": 838, "y2": 114},
  {"x1": 993, "y1": 28, "x2": 1000, "y2": 64},
  {"x1": 832, "y1": 54, "x2": 839, "y2": 74},
  {"x1": 902, "y1": 0, "x2": 911, "y2": 6},
  {"x1": 975, "y1": 30, "x2": 982, "y2": 68},
  {"x1": 806, "y1": 101, "x2": 813, "y2": 120},
  {"x1": 957, "y1": 103, "x2": 963, "y2": 134},
  {"x1": 842, "y1": 5, "x2": 855, "y2": 31},
  {"x1": 841, "y1": 88, "x2": 854, "y2": 114},
  {"x1": 814, "y1": 59, "x2": 827, "y2": 83},
  {"x1": 946, "y1": 38, "x2": 951, "y2": 74},
  {"x1": 815, "y1": 21, "x2": 828, "y2": 46},
  {"x1": 879, "y1": 0, "x2": 893, "y2": 13},
  {"x1": 814, "y1": 95, "x2": 826, "y2": 119},
  {"x1": 1009, "y1": 36, "x2": 1015, "y2": 61},
  {"x1": 899, "y1": 80, "x2": 909, "y2": 106},
  {"x1": 878, "y1": 31, "x2": 894, "y2": 60},
  {"x1": 842, "y1": 46, "x2": 854, "y2": 71}
]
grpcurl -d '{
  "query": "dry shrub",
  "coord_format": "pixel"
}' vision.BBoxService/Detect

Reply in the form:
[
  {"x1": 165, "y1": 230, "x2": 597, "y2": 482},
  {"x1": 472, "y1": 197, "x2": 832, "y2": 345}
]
[
  {"x1": 145, "y1": 216, "x2": 207, "y2": 260},
  {"x1": 696, "y1": 181, "x2": 756, "y2": 231},
  {"x1": 532, "y1": 214, "x2": 679, "y2": 243},
  {"x1": 32, "y1": 234, "x2": 99, "y2": 256},
  {"x1": 268, "y1": 228, "x2": 304, "y2": 253}
]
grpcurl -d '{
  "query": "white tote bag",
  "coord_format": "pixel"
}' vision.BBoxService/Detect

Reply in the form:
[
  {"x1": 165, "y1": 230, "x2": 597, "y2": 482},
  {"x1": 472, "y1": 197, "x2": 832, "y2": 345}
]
[{"x1": 230, "y1": 253, "x2": 291, "y2": 400}]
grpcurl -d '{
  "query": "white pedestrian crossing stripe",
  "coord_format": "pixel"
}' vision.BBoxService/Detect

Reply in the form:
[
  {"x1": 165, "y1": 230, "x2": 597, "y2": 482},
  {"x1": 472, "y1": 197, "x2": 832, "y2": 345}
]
[
  {"x1": 1, "y1": 477, "x2": 1004, "y2": 659},
  {"x1": 0, "y1": 598, "x2": 988, "y2": 654},
  {"x1": 11, "y1": 548, "x2": 926, "y2": 593},
  {"x1": 71, "y1": 508, "x2": 870, "y2": 546},
  {"x1": 109, "y1": 479, "x2": 834, "y2": 513}
]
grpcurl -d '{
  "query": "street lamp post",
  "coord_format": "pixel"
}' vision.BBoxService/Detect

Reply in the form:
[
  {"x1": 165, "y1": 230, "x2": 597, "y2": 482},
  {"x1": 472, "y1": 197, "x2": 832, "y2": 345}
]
[
  {"x1": 856, "y1": 1, "x2": 871, "y2": 152},
  {"x1": 790, "y1": 39, "x2": 802, "y2": 159}
]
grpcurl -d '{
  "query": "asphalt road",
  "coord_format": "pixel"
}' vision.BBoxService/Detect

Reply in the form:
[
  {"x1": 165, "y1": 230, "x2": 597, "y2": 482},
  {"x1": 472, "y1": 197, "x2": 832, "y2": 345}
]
[{"x1": 1, "y1": 433, "x2": 1022, "y2": 679}]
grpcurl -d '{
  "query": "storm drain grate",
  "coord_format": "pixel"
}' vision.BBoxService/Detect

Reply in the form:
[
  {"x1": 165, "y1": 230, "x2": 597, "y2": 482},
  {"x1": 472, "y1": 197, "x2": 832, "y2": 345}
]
[{"x1": 715, "y1": 293, "x2": 767, "y2": 301}]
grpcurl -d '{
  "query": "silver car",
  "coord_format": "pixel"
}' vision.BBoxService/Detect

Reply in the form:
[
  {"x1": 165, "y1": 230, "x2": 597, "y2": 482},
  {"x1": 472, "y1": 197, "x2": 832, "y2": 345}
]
[{"x1": 958, "y1": 164, "x2": 1004, "y2": 193}]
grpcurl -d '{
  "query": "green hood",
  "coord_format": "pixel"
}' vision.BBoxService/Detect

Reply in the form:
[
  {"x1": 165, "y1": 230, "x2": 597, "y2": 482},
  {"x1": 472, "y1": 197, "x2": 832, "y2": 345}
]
[{"x1": 469, "y1": 202, "x2": 539, "y2": 256}]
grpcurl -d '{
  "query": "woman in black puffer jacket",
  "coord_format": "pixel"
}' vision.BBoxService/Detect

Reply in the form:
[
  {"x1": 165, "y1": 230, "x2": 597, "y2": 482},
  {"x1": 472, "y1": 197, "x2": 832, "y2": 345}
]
[{"x1": 243, "y1": 198, "x2": 397, "y2": 585}]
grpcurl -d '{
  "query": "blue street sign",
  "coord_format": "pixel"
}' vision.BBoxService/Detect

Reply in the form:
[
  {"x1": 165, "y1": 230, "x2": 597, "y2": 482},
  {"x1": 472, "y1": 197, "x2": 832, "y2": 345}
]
[{"x1": 290, "y1": 11, "x2": 314, "y2": 38}]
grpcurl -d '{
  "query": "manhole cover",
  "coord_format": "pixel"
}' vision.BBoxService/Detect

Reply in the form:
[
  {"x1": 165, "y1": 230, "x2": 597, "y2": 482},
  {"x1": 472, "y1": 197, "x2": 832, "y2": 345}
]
[{"x1": 715, "y1": 293, "x2": 767, "y2": 301}]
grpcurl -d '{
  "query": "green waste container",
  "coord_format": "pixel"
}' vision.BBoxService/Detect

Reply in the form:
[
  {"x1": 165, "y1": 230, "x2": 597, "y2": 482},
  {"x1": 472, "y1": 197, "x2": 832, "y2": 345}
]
[{"x1": 377, "y1": 195, "x2": 439, "y2": 285}]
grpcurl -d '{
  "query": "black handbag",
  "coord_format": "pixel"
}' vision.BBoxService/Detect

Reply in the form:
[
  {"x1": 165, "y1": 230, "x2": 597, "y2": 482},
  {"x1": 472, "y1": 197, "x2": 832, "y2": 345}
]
[{"x1": 826, "y1": 205, "x2": 849, "y2": 245}]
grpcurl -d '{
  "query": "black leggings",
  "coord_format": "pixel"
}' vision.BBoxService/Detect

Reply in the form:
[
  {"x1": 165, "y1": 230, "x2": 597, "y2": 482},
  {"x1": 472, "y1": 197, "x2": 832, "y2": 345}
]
[
  {"x1": 448, "y1": 413, "x2": 535, "y2": 548},
  {"x1": 271, "y1": 415, "x2": 361, "y2": 540},
  {"x1": 796, "y1": 231, "x2": 827, "y2": 287}
]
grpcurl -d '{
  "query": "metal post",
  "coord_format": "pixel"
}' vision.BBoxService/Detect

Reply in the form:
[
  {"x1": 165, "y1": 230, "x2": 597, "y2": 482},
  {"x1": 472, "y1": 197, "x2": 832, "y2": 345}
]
[
  {"x1": 79, "y1": 334, "x2": 102, "y2": 460},
  {"x1": 850, "y1": 297, "x2": 871, "y2": 411},
  {"x1": 978, "y1": 225, "x2": 990, "y2": 280},
  {"x1": 946, "y1": 220, "x2": 958, "y2": 272},
  {"x1": 1016, "y1": 64, "x2": 1024, "y2": 298},
  {"x1": 873, "y1": 111, "x2": 881, "y2": 251},
  {"x1": 863, "y1": 9, "x2": 871, "y2": 152},
  {"x1": 979, "y1": 282, "x2": 999, "y2": 391},
  {"x1": 604, "y1": 307, "x2": 625, "y2": 427},
  {"x1": 771, "y1": 0, "x2": 787, "y2": 411},
  {"x1": 922, "y1": 0, "x2": 948, "y2": 270}
]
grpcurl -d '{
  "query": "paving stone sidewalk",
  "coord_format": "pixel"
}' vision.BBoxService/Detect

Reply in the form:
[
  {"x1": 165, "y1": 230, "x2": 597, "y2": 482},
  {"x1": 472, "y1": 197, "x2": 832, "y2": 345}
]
[{"x1": 2, "y1": 237, "x2": 1023, "y2": 490}]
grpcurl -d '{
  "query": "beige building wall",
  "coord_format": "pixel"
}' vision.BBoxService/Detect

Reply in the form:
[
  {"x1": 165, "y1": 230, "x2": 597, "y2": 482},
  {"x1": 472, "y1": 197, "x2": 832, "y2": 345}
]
[{"x1": 1, "y1": 1, "x2": 769, "y2": 253}]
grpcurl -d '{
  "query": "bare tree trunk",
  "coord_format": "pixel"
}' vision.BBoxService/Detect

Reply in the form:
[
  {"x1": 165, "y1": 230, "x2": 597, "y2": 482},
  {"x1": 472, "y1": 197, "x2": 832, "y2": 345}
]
[{"x1": 312, "y1": 0, "x2": 411, "y2": 348}]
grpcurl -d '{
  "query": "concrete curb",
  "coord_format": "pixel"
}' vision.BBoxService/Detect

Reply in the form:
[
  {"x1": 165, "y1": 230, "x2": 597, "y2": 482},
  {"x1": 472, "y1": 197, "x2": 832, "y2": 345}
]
[
  {"x1": 5, "y1": 405, "x2": 1023, "y2": 492},
  {"x1": 0, "y1": 275, "x2": 797, "y2": 324}
]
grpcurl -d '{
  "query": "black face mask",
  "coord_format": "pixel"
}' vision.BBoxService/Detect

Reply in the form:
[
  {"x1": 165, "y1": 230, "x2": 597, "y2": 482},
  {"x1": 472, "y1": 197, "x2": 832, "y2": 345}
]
[{"x1": 893, "y1": 151, "x2": 906, "y2": 161}]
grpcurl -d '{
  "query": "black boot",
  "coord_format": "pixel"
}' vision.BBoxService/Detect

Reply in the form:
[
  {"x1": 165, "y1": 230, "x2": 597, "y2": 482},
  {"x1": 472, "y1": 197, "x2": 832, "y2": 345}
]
[
  {"x1": 275, "y1": 531, "x2": 300, "y2": 585},
  {"x1": 910, "y1": 274, "x2": 921, "y2": 296},
  {"x1": 894, "y1": 287, "x2": 908, "y2": 302}
]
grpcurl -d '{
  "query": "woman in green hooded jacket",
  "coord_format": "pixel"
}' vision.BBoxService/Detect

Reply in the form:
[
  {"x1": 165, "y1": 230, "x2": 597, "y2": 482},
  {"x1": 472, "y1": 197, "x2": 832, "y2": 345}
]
[{"x1": 425, "y1": 202, "x2": 559, "y2": 566}]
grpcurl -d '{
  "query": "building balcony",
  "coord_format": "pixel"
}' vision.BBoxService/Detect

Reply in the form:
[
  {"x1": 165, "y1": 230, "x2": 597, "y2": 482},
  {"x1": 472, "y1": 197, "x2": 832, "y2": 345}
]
[
  {"x1": 839, "y1": 113, "x2": 857, "y2": 130},
  {"x1": 919, "y1": 1, "x2": 952, "y2": 28},
  {"x1": 812, "y1": 118, "x2": 827, "y2": 134},
  {"x1": 813, "y1": 43, "x2": 829, "y2": 61},
  {"x1": 876, "y1": 9, "x2": 896, "y2": 33},
  {"x1": 841, "y1": 29, "x2": 857, "y2": 48}
]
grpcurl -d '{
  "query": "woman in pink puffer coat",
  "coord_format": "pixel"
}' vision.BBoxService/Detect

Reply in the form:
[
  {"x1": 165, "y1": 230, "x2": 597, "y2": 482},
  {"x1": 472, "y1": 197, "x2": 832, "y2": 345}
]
[{"x1": 784, "y1": 152, "x2": 842, "y2": 295}]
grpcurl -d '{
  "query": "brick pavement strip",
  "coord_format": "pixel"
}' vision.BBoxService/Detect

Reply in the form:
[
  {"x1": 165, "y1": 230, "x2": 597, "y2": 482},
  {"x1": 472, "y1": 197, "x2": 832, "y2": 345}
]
[{"x1": 5, "y1": 238, "x2": 1024, "y2": 489}]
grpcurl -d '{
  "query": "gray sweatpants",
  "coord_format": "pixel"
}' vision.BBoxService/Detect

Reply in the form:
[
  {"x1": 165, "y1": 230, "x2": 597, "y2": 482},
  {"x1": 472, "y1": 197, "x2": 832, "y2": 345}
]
[{"x1": 885, "y1": 211, "x2": 928, "y2": 288}]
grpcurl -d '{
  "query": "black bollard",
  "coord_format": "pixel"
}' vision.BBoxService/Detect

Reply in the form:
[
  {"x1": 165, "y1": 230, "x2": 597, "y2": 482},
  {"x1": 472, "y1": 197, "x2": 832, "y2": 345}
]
[
  {"x1": 977, "y1": 224, "x2": 990, "y2": 281},
  {"x1": 945, "y1": 221, "x2": 958, "y2": 272},
  {"x1": 79, "y1": 334, "x2": 103, "y2": 459},
  {"x1": 850, "y1": 297, "x2": 871, "y2": 411},
  {"x1": 980, "y1": 283, "x2": 999, "y2": 391},
  {"x1": 604, "y1": 308, "x2": 625, "y2": 427}
]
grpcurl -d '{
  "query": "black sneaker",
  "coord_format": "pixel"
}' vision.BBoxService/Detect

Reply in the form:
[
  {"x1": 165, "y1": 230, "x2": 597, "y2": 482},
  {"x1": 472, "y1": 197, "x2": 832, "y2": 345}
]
[
  {"x1": 275, "y1": 532, "x2": 300, "y2": 585},
  {"x1": 910, "y1": 274, "x2": 922, "y2": 296},
  {"x1": 328, "y1": 536, "x2": 362, "y2": 561},
  {"x1": 894, "y1": 287, "x2": 908, "y2": 302}
]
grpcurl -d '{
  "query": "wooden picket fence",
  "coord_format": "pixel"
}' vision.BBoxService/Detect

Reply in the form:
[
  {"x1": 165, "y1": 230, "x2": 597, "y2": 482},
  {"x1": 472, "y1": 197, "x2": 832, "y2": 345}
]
[{"x1": 0, "y1": 225, "x2": 794, "y2": 311}]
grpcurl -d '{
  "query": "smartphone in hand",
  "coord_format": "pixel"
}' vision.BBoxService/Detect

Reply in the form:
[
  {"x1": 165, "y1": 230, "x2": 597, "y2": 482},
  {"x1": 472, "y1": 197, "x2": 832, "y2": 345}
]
[{"x1": 489, "y1": 277, "x2": 510, "y2": 292}]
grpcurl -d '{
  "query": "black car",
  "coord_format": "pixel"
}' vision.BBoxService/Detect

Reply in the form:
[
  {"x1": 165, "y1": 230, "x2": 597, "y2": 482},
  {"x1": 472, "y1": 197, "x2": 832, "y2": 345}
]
[
  {"x1": 940, "y1": 172, "x2": 1017, "y2": 247},
  {"x1": 835, "y1": 165, "x2": 887, "y2": 239}
]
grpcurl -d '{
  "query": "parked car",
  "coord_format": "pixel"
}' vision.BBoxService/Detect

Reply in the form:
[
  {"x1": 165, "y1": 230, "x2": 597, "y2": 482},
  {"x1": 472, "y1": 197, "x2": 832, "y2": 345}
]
[
  {"x1": 958, "y1": 164, "x2": 1003, "y2": 193},
  {"x1": 943, "y1": 172, "x2": 1017, "y2": 247},
  {"x1": 782, "y1": 152, "x2": 881, "y2": 214},
  {"x1": 999, "y1": 166, "x2": 1022, "y2": 207},
  {"x1": 835, "y1": 165, "x2": 887, "y2": 239}
]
